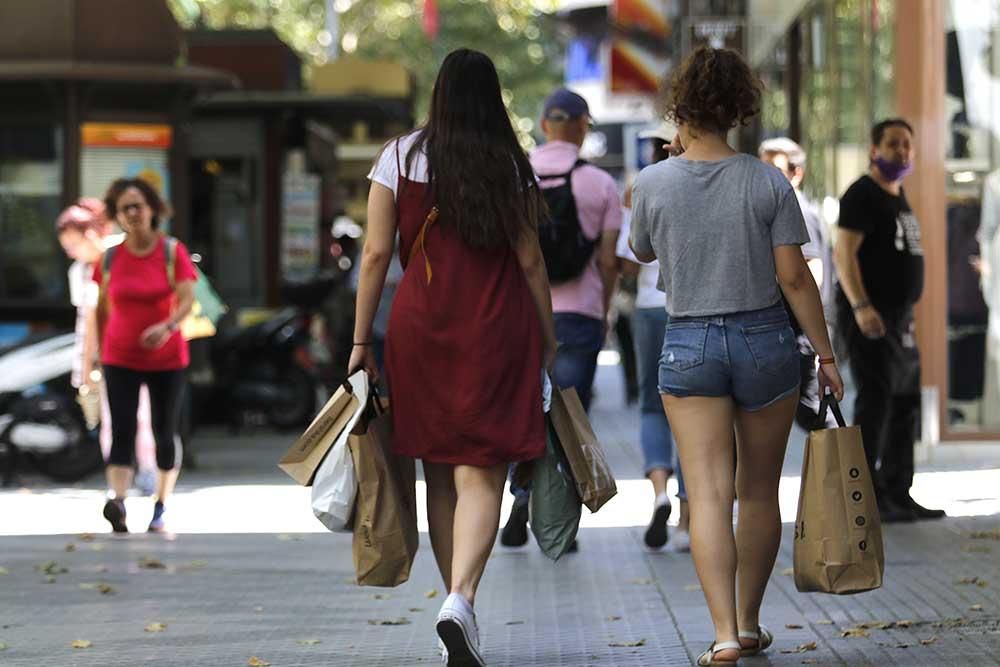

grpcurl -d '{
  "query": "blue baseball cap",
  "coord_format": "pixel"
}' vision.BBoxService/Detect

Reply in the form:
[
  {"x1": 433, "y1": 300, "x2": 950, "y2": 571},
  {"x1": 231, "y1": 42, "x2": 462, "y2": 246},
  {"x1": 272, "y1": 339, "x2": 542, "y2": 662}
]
[{"x1": 542, "y1": 88, "x2": 592, "y2": 121}]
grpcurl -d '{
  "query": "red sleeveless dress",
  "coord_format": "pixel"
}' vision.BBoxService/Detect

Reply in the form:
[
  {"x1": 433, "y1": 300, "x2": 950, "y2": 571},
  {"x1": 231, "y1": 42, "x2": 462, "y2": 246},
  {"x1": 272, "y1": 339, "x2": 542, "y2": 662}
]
[{"x1": 384, "y1": 145, "x2": 545, "y2": 466}]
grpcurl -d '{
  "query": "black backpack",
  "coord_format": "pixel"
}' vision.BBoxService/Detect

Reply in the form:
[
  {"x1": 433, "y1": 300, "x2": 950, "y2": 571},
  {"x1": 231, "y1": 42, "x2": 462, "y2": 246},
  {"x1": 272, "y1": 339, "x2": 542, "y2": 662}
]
[{"x1": 537, "y1": 159, "x2": 598, "y2": 284}]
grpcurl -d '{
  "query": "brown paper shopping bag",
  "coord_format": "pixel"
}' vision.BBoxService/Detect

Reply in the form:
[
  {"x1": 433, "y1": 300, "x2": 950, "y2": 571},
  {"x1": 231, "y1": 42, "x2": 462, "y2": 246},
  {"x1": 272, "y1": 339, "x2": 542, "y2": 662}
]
[
  {"x1": 794, "y1": 395, "x2": 884, "y2": 595},
  {"x1": 349, "y1": 395, "x2": 418, "y2": 587},
  {"x1": 278, "y1": 374, "x2": 361, "y2": 486},
  {"x1": 549, "y1": 386, "x2": 617, "y2": 512}
]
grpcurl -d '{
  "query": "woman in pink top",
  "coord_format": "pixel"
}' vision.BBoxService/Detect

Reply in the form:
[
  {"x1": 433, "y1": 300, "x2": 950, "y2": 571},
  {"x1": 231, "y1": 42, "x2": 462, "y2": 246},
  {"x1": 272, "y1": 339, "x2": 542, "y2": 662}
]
[{"x1": 93, "y1": 178, "x2": 197, "y2": 533}]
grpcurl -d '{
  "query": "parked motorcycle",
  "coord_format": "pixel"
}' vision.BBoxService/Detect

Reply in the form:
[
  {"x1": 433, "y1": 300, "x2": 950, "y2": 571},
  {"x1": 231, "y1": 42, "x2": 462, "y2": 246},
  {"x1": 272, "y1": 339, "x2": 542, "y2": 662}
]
[
  {"x1": 193, "y1": 273, "x2": 342, "y2": 431},
  {"x1": 0, "y1": 333, "x2": 103, "y2": 486}
]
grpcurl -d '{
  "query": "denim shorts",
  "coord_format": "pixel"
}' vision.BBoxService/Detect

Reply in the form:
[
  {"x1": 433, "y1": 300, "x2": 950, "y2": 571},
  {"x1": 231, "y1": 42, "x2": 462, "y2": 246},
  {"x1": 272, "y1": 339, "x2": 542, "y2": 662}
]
[{"x1": 658, "y1": 302, "x2": 800, "y2": 411}]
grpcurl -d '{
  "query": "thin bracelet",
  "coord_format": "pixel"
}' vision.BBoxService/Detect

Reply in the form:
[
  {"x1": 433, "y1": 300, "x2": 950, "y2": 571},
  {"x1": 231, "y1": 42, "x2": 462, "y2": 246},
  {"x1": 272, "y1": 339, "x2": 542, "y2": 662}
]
[
  {"x1": 851, "y1": 299, "x2": 871, "y2": 312},
  {"x1": 818, "y1": 357, "x2": 836, "y2": 366},
  {"x1": 353, "y1": 341, "x2": 373, "y2": 347}
]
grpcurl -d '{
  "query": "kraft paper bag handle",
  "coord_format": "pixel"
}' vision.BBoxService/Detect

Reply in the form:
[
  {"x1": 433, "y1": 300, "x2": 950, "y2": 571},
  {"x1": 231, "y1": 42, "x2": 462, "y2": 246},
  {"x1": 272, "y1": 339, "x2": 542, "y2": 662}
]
[{"x1": 817, "y1": 393, "x2": 847, "y2": 428}]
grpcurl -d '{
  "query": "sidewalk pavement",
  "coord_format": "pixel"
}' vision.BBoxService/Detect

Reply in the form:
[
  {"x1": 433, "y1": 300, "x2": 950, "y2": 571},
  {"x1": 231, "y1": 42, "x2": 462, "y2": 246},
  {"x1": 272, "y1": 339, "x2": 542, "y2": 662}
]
[{"x1": 1, "y1": 365, "x2": 999, "y2": 666}]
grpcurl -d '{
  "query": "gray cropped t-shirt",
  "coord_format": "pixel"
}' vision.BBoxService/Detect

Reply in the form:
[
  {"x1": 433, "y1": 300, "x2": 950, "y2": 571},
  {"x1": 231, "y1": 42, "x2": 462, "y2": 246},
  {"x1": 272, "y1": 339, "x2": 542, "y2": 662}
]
[{"x1": 629, "y1": 153, "x2": 810, "y2": 317}]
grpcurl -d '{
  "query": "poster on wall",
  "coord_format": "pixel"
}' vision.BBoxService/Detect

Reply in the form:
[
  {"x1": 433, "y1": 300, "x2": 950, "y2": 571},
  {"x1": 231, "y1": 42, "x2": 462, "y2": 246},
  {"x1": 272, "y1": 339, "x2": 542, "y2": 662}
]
[
  {"x1": 80, "y1": 123, "x2": 172, "y2": 203},
  {"x1": 609, "y1": 0, "x2": 673, "y2": 95},
  {"x1": 281, "y1": 172, "x2": 321, "y2": 283}
]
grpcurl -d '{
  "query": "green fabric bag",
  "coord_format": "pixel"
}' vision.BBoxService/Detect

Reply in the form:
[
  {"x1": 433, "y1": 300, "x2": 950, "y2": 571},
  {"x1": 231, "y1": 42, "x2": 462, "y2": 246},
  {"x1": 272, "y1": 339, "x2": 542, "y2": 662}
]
[{"x1": 529, "y1": 417, "x2": 582, "y2": 561}]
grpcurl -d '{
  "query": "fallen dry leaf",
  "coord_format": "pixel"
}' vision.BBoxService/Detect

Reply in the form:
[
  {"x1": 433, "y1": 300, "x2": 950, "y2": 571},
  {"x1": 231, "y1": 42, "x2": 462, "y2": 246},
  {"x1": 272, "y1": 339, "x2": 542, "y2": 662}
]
[
  {"x1": 920, "y1": 636, "x2": 938, "y2": 646},
  {"x1": 608, "y1": 639, "x2": 646, "y2": 647},
  {"x1": 91, "y1": 544, "x2": 105, "y2": 552},
  {"x1": 968, "y1": 529, "x2": 1000, "y2": 540},
  {"x1": 35, "y1": 561, "x2": 68, "y2": 575},
  {"x1": 802, "y1": 660, "x2": 819, "y2": 665},
  {"x1": 841, "y1": 627, "x2": 871, "y2": 638},
  {"x1": 628, "y1": 577, "x2": 652, "y2": 585},
  {"x1": 683, "y1": 584, "x2": 702, "y2": 591},
  {"x1": 373, "y1": 594, "x2": 388, "y2": 600},
  {"x1": 0, "y1": 641, "x2": 7, "y2": 650},
  {"x1": 144, "y1": 623, "x2": 167, "y2": 633},
  {"x1": 253, "y1": 606, "x2": 264, "y2": 613},
  {"x1": 297, "y1": 639, "x2": 321, "y2": 646},
  {"x1": 64, "y1": 543, "x2": 76, "y2": 552},
  {"x1": 894, "y1": 620, "x2": 914, "y2": 628},
  {"x1": 963, "y1": 544, "x2": 991, "y2": 553},
  {"x1": 969, "y1": 604, "x2": 984, "y2": 612},
  {"x1": 367, "y1": 618, "x2": 411, "y2": 626},
  {"x1": 896, "y1": 643, "x2": 910, "y2": 649},
  {"x1": 606, "y1": 615, "x2": 622, "y2": 621},
  {"x1": 277, "y1": 534, "x2": 302, "y2": 542},
  {"x1": 780, "y1": 568, "x2": 795, "y2": 576},
  {"x1": 408, "y1": 607, "x2": 424, "y2": 613},
  {"x1": 247, "y1": 658, "x2": 270, "y2": 667},
  {"x1": 44, "y1": 576, "x2": 56, "y2": 584},
  {"x1": 505, "y1": 621, "x2": 525, "y2": 626},
  {"x1": 99, "y1": 583, "x2": 116, "y2": 595},
  {"x1": 138, "y1": 556, "x2": 166, "y2": 570},
  {"x1": 858, "y1": 621, "x2": 892, "y2": 630},
  {"x1": 71, "y1": 639, "x2": 92, "y2": 649},
  {"x1": 0, "y1": 567, "x2": 8, "y2": 575},
  {"x1": 956, "y1": 576, "x2": 988, "y2": 586},
  {"x1": 79, "y1": 583, "x2": 99, "y2": 590},
  {"x1": 816, "y1": 620, "x2": 834, "y2": 625},
  {"x1": 780, "y1": 642, "x2": 818, "y2": 654},
  {"x1": 78, "y1": 533, "x2": 95, "y2": 542},
  {"x1": 786, "y1": 624, "x2": 804, "y2": 629},
  {"x1": 424, "y1": 589, "x2": 439, "y2": 599}
]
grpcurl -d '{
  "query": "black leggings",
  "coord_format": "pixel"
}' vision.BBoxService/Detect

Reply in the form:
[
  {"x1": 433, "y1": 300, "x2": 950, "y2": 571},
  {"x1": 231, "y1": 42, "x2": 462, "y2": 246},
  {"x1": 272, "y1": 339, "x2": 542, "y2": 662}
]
[{"x1": 104, "y1": 365, "x2": 185, "y2": 471}]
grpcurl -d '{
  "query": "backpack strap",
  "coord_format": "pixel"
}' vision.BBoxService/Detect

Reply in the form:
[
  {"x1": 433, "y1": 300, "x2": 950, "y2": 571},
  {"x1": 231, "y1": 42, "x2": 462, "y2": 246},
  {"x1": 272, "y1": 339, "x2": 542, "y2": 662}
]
[
  {"x1": 101, "y1": 246, "x2": 115, "y2": 290},
  {"x1": 537, "y1": 158, "x2": 588, "y2": 182},
  {"x1": 164, "y1": 236, "x2": 178, "y2": 290}
]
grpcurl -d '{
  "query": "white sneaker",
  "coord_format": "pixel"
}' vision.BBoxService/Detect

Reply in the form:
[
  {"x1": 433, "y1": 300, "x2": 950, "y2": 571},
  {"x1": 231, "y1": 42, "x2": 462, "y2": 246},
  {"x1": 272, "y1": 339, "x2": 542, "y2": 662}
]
[
  {"x1": 671, "y1": 529, "x2": 691, "y2": 553},
  {"x1": 436, "y1": 592, "x2": 485, "y2": 666},
  {"x1": 438, "y1": 637, "x2": 448, "y2": 663}
]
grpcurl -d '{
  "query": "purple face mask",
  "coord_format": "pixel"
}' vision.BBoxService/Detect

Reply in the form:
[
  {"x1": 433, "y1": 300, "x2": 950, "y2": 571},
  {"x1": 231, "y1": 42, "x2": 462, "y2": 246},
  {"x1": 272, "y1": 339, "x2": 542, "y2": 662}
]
[{"x1": 873, "y1": 156, "x2": 914, "y2": 182}]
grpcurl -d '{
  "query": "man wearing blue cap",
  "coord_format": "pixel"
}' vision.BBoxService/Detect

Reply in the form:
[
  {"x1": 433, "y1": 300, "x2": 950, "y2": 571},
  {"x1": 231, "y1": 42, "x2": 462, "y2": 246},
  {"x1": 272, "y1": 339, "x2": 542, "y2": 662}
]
[{"x1": 500, "y1": 87, "x2": 622, "y2": 548}]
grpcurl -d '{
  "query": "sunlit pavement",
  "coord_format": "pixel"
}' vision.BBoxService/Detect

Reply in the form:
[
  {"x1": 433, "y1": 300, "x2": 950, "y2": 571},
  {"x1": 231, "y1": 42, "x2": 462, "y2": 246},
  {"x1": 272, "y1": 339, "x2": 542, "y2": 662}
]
[{"x1": 1, "y1": 365, "x2": 999, "y2": 665}]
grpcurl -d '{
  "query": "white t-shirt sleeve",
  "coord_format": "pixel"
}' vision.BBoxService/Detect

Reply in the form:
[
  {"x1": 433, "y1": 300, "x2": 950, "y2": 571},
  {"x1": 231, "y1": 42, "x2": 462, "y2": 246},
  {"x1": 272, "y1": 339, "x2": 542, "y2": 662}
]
[
  {"x1": 367, "y1": 139, "x2": 400, "y2": 199},
  {"x1": 616, "y1": 212, "x2": 639, "y2": 262}
]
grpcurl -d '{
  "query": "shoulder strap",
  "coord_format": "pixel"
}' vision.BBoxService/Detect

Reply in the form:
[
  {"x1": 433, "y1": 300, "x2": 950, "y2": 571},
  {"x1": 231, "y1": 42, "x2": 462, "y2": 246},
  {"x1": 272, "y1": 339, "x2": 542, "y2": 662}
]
[
  {"x1": 164, "y1": 236, "x2": 178, "y2": 290},
  {"x1": 101, "y1": 247, "x2": 115, "y2": 288},
  {"x1": 538, "y1": 158, "x2": 589, "y2": 181}
]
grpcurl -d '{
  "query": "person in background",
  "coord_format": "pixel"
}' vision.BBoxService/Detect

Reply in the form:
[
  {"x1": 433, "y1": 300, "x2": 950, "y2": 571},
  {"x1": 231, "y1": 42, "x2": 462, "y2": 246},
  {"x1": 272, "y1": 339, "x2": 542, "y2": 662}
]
[
  {"x1": 500, "y1": 87, "x2": 622, "y2": 549},
  {"x1": 618, "y1": 122, "x2": 690, "y2": 552},
  {"x1": 351, "y1": 49, "x2": 557, "y2": 666},
  {"x1": 55, "y1": 198, "x2": 157, "y2": 496},
  {"x1": 833, "y1": 118, "x2": 946, "y2": 523},
  {"x1": 630, "y1": 47, "x2": 843, "y2": 665},
  {"x1": 94, "y1": 178, "x2": 197, "y2": 534},
  {"x1": 759, "y1": 138, "x2": 837, "y2": 430}
]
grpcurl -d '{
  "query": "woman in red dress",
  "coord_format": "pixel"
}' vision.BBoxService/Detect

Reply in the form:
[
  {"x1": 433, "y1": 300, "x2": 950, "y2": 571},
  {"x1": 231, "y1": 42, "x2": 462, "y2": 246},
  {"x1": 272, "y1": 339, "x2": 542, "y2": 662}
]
[{"x1": 350, "y1": 49, "x2": 557, "y2": 666}]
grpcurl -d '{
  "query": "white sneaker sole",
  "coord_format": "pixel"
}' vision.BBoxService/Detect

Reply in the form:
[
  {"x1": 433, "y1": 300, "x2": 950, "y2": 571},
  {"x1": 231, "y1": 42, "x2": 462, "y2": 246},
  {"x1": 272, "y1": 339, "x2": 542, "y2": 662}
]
[{"x1": 436, "y1": 615, "x2": 485, "y2": 667}]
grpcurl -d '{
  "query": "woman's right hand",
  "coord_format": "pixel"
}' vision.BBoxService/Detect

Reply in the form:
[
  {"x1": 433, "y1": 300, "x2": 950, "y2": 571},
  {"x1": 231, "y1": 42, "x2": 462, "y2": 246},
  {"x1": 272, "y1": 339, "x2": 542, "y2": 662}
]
[{"x1": 818, "y1": 362, "x2": 845, "y2": 402}]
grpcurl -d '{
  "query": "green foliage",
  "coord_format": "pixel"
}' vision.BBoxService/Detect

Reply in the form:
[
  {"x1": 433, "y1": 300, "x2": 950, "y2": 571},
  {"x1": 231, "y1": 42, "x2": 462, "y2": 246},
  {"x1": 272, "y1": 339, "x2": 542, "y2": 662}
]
[{"x1": 167, "y1": 0, "x2": 563, "y2": 145}]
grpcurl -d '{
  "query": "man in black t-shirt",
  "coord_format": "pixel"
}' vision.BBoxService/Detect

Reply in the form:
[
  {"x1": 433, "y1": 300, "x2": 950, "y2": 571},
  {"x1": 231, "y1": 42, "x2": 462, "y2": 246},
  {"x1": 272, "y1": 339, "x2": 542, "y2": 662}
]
[{"x1": 834, "y1": 118, "x2": 944, "y2": 523}]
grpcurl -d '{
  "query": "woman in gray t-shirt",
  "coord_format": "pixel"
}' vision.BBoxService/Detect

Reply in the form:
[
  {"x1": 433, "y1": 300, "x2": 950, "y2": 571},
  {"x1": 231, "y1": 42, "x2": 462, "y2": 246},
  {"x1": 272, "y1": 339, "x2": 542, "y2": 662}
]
[{"x1": 630, "y1": 47, "x2": 844, "y2": 666}]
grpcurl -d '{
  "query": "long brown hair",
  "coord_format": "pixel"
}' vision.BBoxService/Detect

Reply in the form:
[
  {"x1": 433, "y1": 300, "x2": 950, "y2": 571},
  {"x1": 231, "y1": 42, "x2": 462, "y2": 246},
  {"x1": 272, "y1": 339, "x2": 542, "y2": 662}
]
[{"x1": 405, "y1": 48, "x2": 543, "y2": 250}]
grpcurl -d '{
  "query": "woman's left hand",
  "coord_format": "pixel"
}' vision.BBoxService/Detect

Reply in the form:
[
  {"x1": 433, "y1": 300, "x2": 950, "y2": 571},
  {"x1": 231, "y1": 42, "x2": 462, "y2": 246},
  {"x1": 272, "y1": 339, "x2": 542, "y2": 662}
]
[
  {"x1": 348, "y1": 344, "x2": 379, "y2": 380},
  {"x1": 140, "y1": 322, "x2": 173, "y2": 349}
]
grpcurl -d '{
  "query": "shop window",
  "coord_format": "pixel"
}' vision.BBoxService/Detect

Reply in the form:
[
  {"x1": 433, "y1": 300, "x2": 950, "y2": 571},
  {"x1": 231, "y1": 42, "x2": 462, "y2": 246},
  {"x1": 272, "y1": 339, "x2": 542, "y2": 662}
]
[
  {"x1": 944, "y1": 0, "x2": 1000, "y2": 431},
  {"x1": 0, "y1": 125, "x2": 65, "y2": 305}
]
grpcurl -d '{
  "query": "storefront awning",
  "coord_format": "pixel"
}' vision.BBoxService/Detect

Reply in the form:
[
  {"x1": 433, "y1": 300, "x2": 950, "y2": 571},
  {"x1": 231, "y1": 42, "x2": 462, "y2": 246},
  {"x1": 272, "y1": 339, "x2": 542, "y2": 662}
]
[
  {"x1": 748, "y1": 0, "x2": 813, "y2": 67},
  {"x1": 0, "y1": 61, "x2": 237, "y2": 88}
]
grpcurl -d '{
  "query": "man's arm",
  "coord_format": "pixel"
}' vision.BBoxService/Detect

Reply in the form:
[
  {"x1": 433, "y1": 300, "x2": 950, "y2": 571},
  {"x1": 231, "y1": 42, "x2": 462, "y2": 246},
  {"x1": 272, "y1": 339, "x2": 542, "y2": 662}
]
[
  {"x1": 834, "y1": 228, "x2": 886, "y2": 338},
  {"x1": 597, "y1": 230, "x2": 619, "y2": 320}
]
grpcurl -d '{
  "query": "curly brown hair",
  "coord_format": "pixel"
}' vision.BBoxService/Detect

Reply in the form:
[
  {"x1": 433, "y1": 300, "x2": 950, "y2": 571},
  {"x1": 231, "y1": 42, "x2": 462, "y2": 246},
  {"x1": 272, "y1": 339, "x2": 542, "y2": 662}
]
[
  {"x1": 103, "y1": 177, "x2": 172, "y2": 230},
  {"x1": 664, "y1": 47, "x2": 762, "y2": 134}
]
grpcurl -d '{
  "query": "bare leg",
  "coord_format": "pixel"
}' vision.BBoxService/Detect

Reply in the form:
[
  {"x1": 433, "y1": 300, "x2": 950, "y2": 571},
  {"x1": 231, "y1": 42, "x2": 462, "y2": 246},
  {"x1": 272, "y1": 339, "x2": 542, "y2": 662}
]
[
  {"x1": 155, "y1": 468, "x2": 179, "y2": 504},
  {"x1": 106, "y1": 465, "x2": 132, "y2": 499},
  {"x1": 648, "y1": 467, "x2": 670, "y2": 498},
  {"x1": 449, "y1": 463, "x2": 508, "y2": 605},
  {"x1": 734, "y1": 393, "x2": 796, "y2": 642},
  {"x1": 678, "y1": 499, "x2": 691, "y2": 532},
  {"x1": 662, "y1": 394, "x2": 739, "y2": 662},
  {"x1": 424, "y1": 461, "x2": 458, "y2": 591}
]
